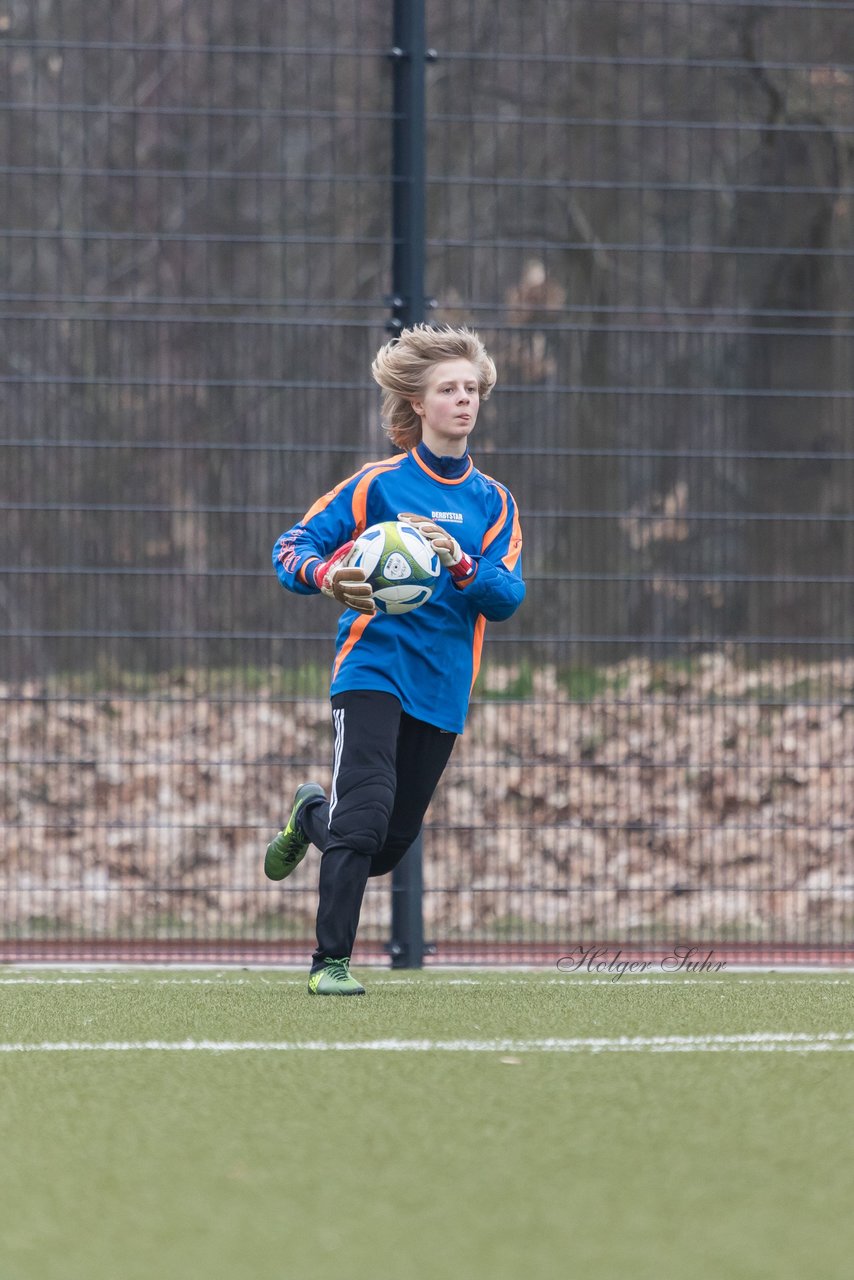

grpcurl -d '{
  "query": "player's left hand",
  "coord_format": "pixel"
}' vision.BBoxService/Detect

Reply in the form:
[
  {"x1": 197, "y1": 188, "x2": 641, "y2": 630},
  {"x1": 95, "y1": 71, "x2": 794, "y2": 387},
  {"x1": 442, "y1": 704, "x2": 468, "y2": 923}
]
[{"x1": 399, "y1": 513, "x2": 476, "y2": 582}]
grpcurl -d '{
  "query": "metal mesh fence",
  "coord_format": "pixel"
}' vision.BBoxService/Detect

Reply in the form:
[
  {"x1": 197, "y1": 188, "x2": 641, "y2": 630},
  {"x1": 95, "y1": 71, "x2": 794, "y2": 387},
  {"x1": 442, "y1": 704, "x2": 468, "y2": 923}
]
[{"x1": 2, "y1": 0, "x2": 853, "y2": 963}]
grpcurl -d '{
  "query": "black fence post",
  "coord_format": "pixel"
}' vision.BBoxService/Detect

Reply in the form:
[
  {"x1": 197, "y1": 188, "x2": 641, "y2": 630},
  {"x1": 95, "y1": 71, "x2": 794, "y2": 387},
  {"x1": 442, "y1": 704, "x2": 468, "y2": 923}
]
[
  {"x1": 388, "y1": 0, "x2": 428, "y2": 337},
  {"x1": 387, "y1": 0, "x2": 429, "y2": 969},
  {"x1": 389, "y1": 831, "x2": 425, "y2": 970}
]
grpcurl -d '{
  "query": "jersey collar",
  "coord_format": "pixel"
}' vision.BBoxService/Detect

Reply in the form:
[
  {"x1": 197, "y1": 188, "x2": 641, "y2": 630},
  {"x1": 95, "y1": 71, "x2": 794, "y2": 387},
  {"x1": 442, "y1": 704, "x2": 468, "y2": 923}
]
[{"x1": 412, "y1": 441, "x2": 473, "y2": 485}]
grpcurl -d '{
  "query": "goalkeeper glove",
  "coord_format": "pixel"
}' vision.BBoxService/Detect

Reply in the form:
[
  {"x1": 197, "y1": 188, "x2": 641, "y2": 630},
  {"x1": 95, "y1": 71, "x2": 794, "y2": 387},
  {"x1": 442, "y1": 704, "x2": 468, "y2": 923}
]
[
  {"x1": 399, "y1": 513, "x2": 476, "y2": 583},
  {"x1": 312, "y1": 542, "x2": 376, "y2": 615}
]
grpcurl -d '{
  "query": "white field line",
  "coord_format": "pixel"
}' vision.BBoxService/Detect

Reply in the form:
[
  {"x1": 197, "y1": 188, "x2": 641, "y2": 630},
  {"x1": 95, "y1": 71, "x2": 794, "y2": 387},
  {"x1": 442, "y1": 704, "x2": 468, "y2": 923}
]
[
  {"x1": 1, "y1": 1032, "x2": 854, "y2": 1055},
  {"x1": 1, "y1": 975, "x2": 852, "y2": 987},
  {"x1": 7, "y1": 962, "x2": 854, "y2": 975}
]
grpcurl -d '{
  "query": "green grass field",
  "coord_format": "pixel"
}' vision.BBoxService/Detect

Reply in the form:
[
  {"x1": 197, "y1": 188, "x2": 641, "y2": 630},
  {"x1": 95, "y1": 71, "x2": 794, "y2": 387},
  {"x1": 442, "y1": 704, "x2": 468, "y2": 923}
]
[{"x1": 1, "y1": 967, "x2": 852, "y2": 1280}]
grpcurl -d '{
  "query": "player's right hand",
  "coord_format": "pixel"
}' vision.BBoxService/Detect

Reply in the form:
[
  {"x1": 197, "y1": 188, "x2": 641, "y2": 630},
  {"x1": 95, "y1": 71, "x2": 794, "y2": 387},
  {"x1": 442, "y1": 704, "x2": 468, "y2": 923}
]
[{"x1": 313, "y1": 542, "x2": 376, "y2": 615}]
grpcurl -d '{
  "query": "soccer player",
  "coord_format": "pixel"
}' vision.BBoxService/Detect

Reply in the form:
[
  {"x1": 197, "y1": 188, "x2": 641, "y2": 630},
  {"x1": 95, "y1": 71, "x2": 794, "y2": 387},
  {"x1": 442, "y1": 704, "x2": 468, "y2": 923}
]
[{"x1": 267, "y1": 325, "x2": 525, "y2": 994}]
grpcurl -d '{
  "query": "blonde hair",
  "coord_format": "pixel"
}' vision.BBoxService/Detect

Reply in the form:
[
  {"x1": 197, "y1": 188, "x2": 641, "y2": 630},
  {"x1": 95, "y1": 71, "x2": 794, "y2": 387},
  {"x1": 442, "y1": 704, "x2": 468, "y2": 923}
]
[{"x1": 371, "y1": 324, "x2": 497, "y2": 451}]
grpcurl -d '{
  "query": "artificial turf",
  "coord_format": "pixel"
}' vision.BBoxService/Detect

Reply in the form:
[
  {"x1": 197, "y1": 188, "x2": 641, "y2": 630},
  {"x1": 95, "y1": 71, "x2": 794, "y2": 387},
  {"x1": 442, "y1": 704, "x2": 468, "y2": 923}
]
[{"x1": 1, "y1": 968, "x2": 852, "y2": 1280}]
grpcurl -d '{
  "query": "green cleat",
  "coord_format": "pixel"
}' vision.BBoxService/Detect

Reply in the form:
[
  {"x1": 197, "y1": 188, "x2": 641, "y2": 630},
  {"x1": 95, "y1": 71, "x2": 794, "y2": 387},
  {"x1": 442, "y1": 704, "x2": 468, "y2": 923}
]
[
  {"x1": 307, "y1": 958, "x2": 366, "y2": 996},
  {"x1": 264, "y1": 782, "x2": 326, "y2": 882}
]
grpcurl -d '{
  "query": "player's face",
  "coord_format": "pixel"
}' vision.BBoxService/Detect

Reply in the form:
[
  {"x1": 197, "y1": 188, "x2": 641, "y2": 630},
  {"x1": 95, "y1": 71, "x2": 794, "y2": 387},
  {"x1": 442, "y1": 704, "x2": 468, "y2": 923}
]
[{"x1": 410, "y1": 358, "x2": 480, "y2": 456}]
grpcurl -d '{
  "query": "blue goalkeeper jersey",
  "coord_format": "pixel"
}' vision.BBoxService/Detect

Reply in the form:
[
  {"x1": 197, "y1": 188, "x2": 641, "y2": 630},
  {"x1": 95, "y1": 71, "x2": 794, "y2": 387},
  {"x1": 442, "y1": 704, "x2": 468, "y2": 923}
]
[{"x1": 273, "y1": 444, "x2": 525, "y2": 733}]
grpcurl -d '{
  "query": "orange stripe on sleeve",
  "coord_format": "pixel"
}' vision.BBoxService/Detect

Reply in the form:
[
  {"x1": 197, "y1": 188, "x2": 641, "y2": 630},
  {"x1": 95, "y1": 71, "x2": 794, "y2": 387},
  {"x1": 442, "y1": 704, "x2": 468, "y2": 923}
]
[
  {"x1": 470, "y1": 615, "x2": 487, "y2": 694},
  {"x1": 481, "y1": 485, "x2": 508, "y2": 554},
  {"x1": 332, "y1": 612, "x2": 374, "y2": 680},
  {"x1": 297, "y1": 558, "x2": 321, "y2": 587},
  {"x1": 299, "y1": 454, "x2": 405, "y2": 537},
  {"x1": 470, "y1": 481, "x2": 521, "y2": 693},
  {"x1": 479, "y1": 476, "x2": 522, "y2": 569},
  {"x1": 300, "y1": 470, "x2": 362, "y2": 526},
  {"x1": 350, "y1": 456, "x2": 406, "y2": 537},
  {"x1": 502, "y1": 500, "x2": 523, "y2": 570}
]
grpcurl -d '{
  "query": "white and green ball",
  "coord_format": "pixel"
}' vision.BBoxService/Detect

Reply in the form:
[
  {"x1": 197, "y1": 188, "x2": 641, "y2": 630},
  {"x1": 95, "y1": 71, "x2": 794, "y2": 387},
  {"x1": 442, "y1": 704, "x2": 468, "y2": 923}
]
[{"x1": 349, "y1": 520, "x2": 441, "y2": 614}]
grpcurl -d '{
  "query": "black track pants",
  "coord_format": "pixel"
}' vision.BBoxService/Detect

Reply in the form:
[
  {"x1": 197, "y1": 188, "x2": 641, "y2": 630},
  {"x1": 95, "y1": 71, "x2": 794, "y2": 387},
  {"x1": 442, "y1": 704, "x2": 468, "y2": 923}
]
[{"x1": 299, "y1": 690, "x2": 456, "y2": 965}]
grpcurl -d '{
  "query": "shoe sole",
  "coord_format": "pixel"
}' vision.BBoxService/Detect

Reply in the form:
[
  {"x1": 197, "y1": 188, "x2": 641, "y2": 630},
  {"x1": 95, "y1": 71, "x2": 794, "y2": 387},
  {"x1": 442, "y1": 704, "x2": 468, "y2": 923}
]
[{"x1": 307, "y1": 987, "x2": 365, "y2": 996}]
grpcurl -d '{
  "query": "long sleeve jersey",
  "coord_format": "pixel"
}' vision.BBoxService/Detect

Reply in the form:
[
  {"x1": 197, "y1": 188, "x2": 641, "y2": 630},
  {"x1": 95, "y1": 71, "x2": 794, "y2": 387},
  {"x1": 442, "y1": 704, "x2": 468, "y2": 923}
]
[{"x1": 273, "y1": 445, "x2": 525, "y2": 733}]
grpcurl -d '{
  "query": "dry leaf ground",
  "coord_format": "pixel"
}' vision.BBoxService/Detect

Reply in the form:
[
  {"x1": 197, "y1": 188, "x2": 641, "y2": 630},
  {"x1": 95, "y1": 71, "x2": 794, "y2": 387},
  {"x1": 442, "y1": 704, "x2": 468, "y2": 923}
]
[{"x1": 2, "y1": 655, "x2": 852, "y2": 943}]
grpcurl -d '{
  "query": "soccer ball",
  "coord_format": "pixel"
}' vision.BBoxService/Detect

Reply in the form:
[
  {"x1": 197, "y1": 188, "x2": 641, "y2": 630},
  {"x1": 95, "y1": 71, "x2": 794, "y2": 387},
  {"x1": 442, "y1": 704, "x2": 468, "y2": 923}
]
[{"x1": 349, "y1": 520, "x2": 441, "y2": 615}]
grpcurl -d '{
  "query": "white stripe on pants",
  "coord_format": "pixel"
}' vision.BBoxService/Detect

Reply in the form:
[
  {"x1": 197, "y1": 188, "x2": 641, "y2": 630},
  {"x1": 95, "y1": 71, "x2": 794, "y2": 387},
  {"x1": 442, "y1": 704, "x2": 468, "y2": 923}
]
[{"x1": 328, "y1": 706, "x2": 345, "y2": 818}]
